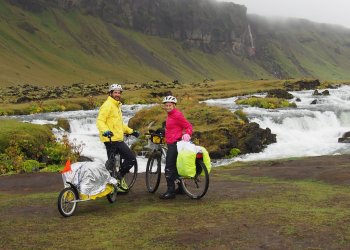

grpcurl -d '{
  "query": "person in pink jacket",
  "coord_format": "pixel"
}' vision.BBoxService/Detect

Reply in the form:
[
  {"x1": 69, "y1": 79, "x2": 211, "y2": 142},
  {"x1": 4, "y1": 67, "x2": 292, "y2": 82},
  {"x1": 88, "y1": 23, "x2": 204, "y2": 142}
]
[{"x1": 160, "y1": 95, "x2": 193, "y2": 199}]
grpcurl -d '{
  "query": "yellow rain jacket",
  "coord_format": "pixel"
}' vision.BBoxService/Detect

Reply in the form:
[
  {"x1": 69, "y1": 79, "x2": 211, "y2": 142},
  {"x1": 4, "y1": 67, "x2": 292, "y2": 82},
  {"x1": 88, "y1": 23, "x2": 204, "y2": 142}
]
[{"x1": 96, "y1": 96, "x2": 133, "y2": 142}]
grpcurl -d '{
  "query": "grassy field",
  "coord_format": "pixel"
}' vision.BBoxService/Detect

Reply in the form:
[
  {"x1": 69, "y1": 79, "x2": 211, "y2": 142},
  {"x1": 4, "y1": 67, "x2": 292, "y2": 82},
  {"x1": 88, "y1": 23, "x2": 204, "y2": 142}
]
[
  {"x1": 2, "y1": 78, "x2": 349, "y2": 116},
  {"x1": 2, "y1": 155, "x2": 350, "y2": 249}
]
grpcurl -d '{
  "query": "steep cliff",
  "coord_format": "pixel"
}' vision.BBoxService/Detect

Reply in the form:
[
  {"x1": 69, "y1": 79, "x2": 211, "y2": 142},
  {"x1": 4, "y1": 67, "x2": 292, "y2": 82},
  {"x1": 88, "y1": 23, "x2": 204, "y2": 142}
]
[
  {"x1": 2, "y1": 0, "x2": 350, "y2": 85},
  {"x1": 7, "y1": 0, "x2": 251, "y2": 54},
  {"x1": 78, "y1": 0, "x2": 249, "y2": 53}
]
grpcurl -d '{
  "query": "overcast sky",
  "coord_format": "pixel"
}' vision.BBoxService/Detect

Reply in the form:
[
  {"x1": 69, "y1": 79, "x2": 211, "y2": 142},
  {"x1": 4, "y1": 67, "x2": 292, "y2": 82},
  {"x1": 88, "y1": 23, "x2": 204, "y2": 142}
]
[{"x1": 221, "y1": 0, "x2": 350, "y2": 29}]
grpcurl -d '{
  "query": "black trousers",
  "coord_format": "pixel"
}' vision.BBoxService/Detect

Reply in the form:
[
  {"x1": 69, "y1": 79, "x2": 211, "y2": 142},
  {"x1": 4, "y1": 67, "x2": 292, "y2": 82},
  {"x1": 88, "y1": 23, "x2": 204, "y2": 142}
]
[
  {"x1": 165, "y1": 143, "x2": 179, "y2": 191},
  {"x1": 104, "y1": 141, "x2": 136, "y2": 177}
]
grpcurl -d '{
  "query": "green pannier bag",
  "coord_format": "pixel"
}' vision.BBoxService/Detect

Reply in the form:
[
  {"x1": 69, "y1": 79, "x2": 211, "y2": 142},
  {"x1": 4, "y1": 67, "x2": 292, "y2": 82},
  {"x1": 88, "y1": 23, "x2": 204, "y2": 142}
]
[
  {"x1": 200, "y1": 146, "x2": 211, "y2": 175},
  {"x1": 177, "y1": 142, "x2": 212, "y2": 177},
  {"x1": 176, "y1": 141, "x2": 197, "y2": 177}
]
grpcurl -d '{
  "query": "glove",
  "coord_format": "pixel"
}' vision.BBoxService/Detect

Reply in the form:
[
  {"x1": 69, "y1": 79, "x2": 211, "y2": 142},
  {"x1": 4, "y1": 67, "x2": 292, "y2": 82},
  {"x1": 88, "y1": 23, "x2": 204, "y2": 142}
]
[
  {"x1": 131, "y1": 130, "x2": 140, "y2": 138},
  {"x1": 182, "y1": 134, "x2": 191, "y2": 142},
  {"x1": 102, "y1": 130, "x2": 113, "y2": 137},
  {"x1": 156, "y1": 128, "x2": 165, "y2": 136}
]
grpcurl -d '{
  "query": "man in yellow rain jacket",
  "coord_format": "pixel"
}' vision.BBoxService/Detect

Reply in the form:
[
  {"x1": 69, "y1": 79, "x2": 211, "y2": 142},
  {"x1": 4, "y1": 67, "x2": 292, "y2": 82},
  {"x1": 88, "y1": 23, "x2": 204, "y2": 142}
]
[{"x1": 96, "y1": 84, "x2": 139, "y2": 186}]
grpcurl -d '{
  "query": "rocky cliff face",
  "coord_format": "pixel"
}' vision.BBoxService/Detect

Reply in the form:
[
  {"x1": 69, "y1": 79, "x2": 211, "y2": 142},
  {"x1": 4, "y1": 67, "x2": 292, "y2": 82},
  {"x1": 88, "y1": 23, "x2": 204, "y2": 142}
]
[
  {"x1": 78, "y1": 0, "x2": 249, "y2": 53},
  {"x1": 8, "y1": 0, "x2": 251, "y2": 54}
]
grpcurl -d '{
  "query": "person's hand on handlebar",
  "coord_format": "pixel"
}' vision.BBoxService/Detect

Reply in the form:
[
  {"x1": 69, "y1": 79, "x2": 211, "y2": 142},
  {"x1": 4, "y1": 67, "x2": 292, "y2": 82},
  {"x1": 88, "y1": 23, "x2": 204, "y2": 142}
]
[
  {"x1": 102, "y1": 130, "x2": 114, "y2": 138},
  {"x1": 131, "y1": 130, "x2": 140, "y2": 138}
]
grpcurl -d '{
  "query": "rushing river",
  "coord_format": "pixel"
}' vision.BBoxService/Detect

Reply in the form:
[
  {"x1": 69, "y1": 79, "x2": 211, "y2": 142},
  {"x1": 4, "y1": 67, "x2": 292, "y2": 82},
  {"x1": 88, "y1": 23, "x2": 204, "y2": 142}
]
[
  {"x1": 5, "y1": 85, "x2": 350, "y2": 169},
  {"x1": 6, "y1": 104, "x2": 152, "y2": 171},
  {"x1": 205, "y1": 85, "x2": 350, "y2": 165}
]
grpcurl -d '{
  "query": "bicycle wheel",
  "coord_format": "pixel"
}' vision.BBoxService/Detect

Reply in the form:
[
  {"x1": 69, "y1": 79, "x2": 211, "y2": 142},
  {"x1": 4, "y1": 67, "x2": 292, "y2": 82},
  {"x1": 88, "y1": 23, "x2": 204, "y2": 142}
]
[
  {"x1": 146, "y1": 151, "x2": 162, "y2": 193},
  {"x1": 107, "y1": 185, "x2": 117, "y2": 203},
  {"x1": 123, "y1": 159, "x2": 138, "y2": 190},
  {"x1": 58, "y1": 187, "x2": 78, "y2": 217},
  {"x1": 180, "y1": 159, "x2": 209, "y2": 199}
]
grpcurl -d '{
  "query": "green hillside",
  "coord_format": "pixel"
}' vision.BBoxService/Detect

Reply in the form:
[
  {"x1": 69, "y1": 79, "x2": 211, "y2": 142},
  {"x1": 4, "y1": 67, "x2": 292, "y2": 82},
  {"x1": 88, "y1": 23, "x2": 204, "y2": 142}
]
[
  {"x1": 0, "y1": 0, "x2": 257, "y2": 86},
  {"x1": 250, "y1": 16, "x2": 350, "y2": 80},
  {"x1": 1, "y1": 0, "x2": 350, "y2": 86}
]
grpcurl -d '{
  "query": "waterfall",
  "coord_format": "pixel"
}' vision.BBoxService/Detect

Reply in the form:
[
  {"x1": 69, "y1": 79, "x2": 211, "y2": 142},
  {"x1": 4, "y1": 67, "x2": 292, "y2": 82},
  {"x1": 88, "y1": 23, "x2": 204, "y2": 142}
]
[
  {"x1": 205, "y1": 85, "x2": 350, "y2": 165},
  {"x1": 248, "y1": 24, "x2": 254, "y2": 48},
  {"x1": 9, "y1": 105, "x2": 152, "y2": 171}
]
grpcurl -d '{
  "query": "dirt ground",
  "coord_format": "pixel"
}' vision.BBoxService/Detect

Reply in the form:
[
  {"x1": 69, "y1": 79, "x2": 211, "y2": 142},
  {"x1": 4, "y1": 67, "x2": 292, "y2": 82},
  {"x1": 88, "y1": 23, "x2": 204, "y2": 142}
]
[
  {"x1": 1, "y1": 154, "x2": 350, "y2": 249},
  {"x1": 1, "y1": 154, "x2": 350, "y2": 194}
]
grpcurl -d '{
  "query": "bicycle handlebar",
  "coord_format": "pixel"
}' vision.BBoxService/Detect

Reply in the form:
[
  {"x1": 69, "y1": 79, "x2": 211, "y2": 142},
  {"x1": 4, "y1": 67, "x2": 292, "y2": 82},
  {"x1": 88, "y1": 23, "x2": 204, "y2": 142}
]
[
  {"x1": 103, "y1": 133, "x2": 134, "y2": 142},
  {"x1": 145, "y1": 132, "x2": 165, "y2": 137}
]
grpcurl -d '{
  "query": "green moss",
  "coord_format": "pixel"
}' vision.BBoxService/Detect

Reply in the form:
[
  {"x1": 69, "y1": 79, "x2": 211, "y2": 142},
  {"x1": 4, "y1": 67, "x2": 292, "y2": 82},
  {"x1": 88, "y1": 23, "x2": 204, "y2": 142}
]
[
  {"x1": 0, "y1": 120, "x2": 82, "y2": 174},
  {"x1": 0, "y1": 120, "x2": 53, "y2": 153},
  {"x1": 236, "y1": 96, "x2": 297, "y2": 109}
]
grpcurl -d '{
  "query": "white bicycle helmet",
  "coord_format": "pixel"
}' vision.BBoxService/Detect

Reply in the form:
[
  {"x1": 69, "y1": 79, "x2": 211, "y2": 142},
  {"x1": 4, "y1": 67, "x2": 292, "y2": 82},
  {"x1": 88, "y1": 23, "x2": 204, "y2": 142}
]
[
  {"x1": 109, "y1": 84, "x2": 123, "y2": 92},
  {"x1": 162, "y1": 95, "x2": 177, "y2": 104}
]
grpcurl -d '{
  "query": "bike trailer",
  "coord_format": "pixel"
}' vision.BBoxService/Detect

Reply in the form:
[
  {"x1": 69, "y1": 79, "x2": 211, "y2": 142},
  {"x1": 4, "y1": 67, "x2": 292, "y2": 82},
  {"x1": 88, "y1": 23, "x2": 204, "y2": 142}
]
[{"x1": 61, "y1": 160, "x2": 118, "y2": 200}]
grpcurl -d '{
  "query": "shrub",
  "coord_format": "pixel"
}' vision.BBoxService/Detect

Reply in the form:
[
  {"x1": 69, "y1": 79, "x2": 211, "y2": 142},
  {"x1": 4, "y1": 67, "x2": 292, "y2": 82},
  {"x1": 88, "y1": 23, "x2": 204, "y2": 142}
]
[
  {"x1": 0, "y1": 153, "x2": 13, "y2": 174},
  {"x1": 40, "y1": 164, "x2": 62, "y2": 173},
  {"x1": 22, "y1": 160, "x2": 41, "y2": 173},
  {"x1": 4, "y1": 140, "x2": 25, "y2": 172},
  {"x1": 44, "y1": 134, "x2": 84, "y2": 164},
  {"x1": 229, "y1": 148, "x2": 241, "y2": 157}
]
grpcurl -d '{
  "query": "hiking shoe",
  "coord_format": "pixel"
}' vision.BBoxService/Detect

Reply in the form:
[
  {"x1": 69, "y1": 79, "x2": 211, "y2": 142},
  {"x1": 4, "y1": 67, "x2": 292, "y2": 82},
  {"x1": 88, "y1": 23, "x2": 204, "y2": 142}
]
[
  {"x1": 117, "y1": 178, "x2": 129, "y2": 193},
  {"x1": 159, "y1": 191, "x2": 176, "y2": 199},
  {"x1": 175, "y1": 186, "x2": 185, "y2": 195}
]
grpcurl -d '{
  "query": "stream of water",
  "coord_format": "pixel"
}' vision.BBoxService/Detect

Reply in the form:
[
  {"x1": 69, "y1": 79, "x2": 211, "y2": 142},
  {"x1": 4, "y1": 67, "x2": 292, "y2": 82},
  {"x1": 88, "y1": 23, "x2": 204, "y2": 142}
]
[
  {"x1": 6, "y1": 85, "x2": 350, "y2": 169},
  {"x1": 205, "y1": 85, "x2": 350, "y2": 165}
]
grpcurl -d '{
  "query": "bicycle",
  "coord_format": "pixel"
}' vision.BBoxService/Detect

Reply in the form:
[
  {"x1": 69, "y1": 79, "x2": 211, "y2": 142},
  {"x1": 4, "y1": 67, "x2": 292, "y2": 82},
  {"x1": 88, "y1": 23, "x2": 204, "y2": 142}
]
[
  {"x1": 145, "y1": 130, "x2": 209, "y2": 199},
  {"x1": 105, "y1": 133, "x2": 138, "y2": 192}
]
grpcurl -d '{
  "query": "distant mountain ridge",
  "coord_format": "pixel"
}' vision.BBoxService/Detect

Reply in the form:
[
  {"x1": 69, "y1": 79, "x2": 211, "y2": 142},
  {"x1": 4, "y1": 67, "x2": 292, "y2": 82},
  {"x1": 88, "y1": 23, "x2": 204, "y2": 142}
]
[{"x1": 1, "y1": 0, "x2": 350, "y2": 86}]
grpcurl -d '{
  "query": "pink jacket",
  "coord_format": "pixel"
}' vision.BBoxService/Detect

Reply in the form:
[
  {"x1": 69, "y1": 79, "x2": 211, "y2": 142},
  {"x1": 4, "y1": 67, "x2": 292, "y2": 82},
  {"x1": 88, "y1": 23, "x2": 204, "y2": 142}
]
[{"x1": 165, "y1": 108, "x2": 193, "y2": 144}]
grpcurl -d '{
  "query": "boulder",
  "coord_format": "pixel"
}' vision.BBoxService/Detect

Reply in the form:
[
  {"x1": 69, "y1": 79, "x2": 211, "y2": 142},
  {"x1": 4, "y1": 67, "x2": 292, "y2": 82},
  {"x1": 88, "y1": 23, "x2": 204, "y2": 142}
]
[
  {"x1": 338, "y1": 131, "x2": 350, "y2": 143},
  {"x1": 312, "y1": 90, "x2": 321, "y2": 96},
  {"x1": 321, "y1": 90, "x2": 330, "y2": 96},
  {"x1": 239, "y1": 123, "x2": 277, "y2": 153},
  {"x1": 284, "y1": 79, "x2": 321, "y2": 91},
  {"x1": 16, "y1": 96, "x2": 32, "y2": 103},
  {"x1": 266, "y1": 89, "x2": 294, "y2": 99},
  {"x1": 338, "y1": 138, "x2": 350, "y2": 143}
]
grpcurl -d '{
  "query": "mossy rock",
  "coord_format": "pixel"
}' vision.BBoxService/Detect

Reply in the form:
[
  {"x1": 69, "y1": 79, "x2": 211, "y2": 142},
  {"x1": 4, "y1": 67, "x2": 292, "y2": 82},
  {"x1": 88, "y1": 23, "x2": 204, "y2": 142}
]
[
  {"x1": 0, "y1": 120, "x2": 54, "y2": 154},
  {"x1": 266, "y1": 89, "x2": 294, "y2": 99},
  {"x1": 236, "y1": 96, "x2": 296, "y2": 109},
  {"x1": 129, "y1": 102, "x2": 276, "y2": 159},
  {"x1": 284, "y1": 79, "x2": 321, "y2": 91}
]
